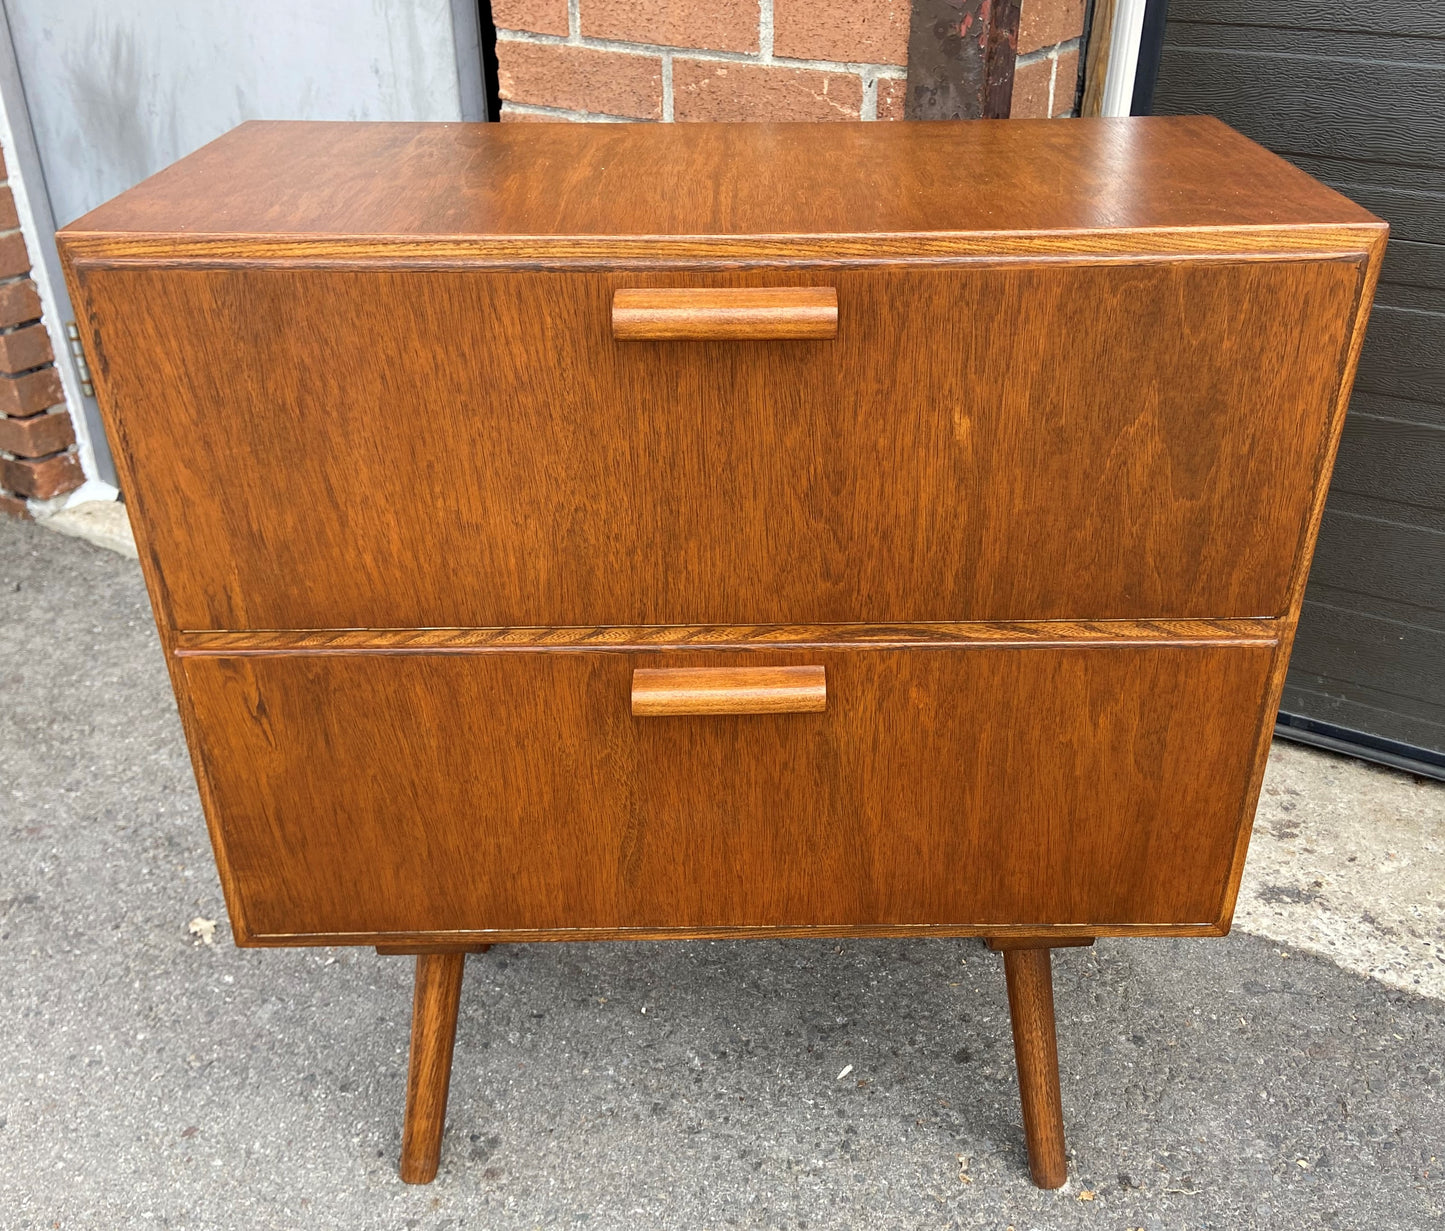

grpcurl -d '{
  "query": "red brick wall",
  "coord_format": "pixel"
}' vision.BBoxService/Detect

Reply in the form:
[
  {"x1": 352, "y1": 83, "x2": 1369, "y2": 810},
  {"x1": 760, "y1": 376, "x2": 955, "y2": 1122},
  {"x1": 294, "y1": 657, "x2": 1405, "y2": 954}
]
[
  {"x1": 494, "y1": 0, "x2": 1083, "y2": 123},
  {"x1": 1011, "y1": 0, "x2": 1086, "y2": 118},
  {"x1": 495, "y1": 0, "x2": 909, "y2": 122},
  {"x1": 0, "y1": 144, "x2": 81, "y2": 519}
]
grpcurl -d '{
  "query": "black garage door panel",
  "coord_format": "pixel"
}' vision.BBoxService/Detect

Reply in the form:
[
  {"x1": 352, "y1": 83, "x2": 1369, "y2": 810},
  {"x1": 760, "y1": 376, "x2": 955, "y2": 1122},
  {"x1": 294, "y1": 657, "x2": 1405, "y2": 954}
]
[
  {"x1": 1163, "y1": 2, "x2": 1445, "y2": 36},
  {"x1": 1151, "y1": 53, "x2": 1443, "y2": 165},
  {"x1": 1355, "y1": 307, "x2": 1445, "y2": 407},
  {"x1": 1331, "y1": 411, "x2": 1445, "y2": 508},
  {"x1": 1309, "y1": 513, "x2": 1445, "y2": 616},
  {"x1": 1291, "y1": 158, "x2": 1444, "y2": 247},
  {"x1": 1154, "y1": 0, "x2": 1445, "y2": 774},
  {"x1": 1290, "y1": 608, "x2": 1444, "y2": 706},
  {"x1": 1287, "y1": 606, "x2": 1445, "y2": 753},
  {"x1": 1383, "y1": 240, "x2": 1445, "y2": 293}
]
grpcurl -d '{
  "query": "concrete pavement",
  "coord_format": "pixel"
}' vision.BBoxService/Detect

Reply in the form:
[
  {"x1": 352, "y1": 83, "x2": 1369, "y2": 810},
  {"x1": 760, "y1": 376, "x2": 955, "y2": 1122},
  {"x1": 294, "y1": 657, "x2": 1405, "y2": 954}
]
[{"x1": 2, "y1": 515, "x2": 1442, "y2": 1230}]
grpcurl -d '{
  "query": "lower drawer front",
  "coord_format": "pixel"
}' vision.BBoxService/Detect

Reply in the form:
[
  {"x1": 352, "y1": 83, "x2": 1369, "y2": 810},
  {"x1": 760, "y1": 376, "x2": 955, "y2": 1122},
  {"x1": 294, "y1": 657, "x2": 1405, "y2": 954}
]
[{"x1": 182, "y1": 644, "x2": 1273, "y2": 940}]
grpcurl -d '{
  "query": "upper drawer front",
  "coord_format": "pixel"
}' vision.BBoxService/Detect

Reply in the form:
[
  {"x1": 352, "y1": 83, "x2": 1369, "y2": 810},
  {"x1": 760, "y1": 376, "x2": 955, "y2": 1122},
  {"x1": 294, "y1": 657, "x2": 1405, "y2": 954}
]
[{"x1": 85, "y1": 260, "x2": 1359, "y2": 631}]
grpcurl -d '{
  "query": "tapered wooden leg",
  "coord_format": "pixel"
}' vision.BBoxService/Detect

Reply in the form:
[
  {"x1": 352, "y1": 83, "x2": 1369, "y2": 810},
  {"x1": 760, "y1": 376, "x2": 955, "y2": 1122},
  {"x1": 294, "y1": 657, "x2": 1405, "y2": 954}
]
[
  {"x1": 1001, "y1": 946, "x2": 1068, "y2": 1189},
  {"x1": 399, "y1": 951, "x2": 466, "y2": 1184}
]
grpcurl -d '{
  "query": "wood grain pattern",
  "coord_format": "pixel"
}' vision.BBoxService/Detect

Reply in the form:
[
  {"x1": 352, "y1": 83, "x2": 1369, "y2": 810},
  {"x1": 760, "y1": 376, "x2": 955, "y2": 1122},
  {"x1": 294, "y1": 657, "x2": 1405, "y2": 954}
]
[
  {"x1": 1310, "y1": 509, "x2": 1445, "y2": 617},
  {"x1": 632, "y1": 665, "x2": 826, "y2": 716},
  {"x1": 1214, "y1": 227, "x2": 1388, "y2": 926},
  {"x1": 1289, "y1": 601, "x2": 1445, "y2": 705},
  {"x1": 1081, "y1": 0, "x2": 1117, "y2": 118},
  {"x1": 1154, "y1": 20, "x2": 1443, "y2": 170},
  {"x1": 1002, "y1": 947, "x2": 1068, "y2": 1188},
  {"x1": 248, "y1": 921, "x2": 1223, "y2": 947},
  {"x1": 399, "y1": 952, "x2": 465, "y2": 1185},
  {"x1": 59, "y1": 118, "x2": 1378, "y2": 247},
  {"x1": 77, "y1": 260, "x2": 1359, "y2": 632},
  {"x1": 987, "y1": 1, "x2": 1025, "y2": 118},
  {"x1": 171, "y1": 619, "x2": 1279, "y2": 654},
  {"x1": 612, "y1": 287, "x2": 837, "y2": 339},
  {"x1": 53, "y1": 119, "x2": 1387, "y2": 1193},
  {"x1": 377, "y1": 944, "x2": 491, "y2": 955},
  {"x1": 180, "y1": 643, "x2": 1274, "y2": 943},
  {"x1": 987, "y1": 936, "x2": 1095, "y2": 951},
  {"x1": 58, "y1": 229, "x2": 1381, "y2": 270}
]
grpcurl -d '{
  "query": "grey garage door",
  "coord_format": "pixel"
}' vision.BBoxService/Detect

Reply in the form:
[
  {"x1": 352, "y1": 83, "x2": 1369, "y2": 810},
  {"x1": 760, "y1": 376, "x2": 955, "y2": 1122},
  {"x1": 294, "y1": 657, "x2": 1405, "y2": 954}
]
[{"x1": 1150, "y1": 1, "x2": 1445, "y2": 778}]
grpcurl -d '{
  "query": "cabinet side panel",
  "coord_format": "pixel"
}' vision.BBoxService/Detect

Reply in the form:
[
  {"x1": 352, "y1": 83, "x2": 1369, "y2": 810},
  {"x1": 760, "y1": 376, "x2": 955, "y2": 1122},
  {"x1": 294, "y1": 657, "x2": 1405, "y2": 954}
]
[
  {"x1": 59, "y1": 250, "x2": 254, "y2": 942},
  {"x1": 1215, "y1": 230, "x2": 1388, "y2": 928}
]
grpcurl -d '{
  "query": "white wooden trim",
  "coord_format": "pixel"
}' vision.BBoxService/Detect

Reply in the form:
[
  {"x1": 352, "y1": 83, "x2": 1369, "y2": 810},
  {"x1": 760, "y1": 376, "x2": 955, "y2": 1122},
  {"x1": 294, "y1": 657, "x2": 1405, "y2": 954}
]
[{"x1": 1100, "y1": 0, "x2": 1148, "y2": 117}]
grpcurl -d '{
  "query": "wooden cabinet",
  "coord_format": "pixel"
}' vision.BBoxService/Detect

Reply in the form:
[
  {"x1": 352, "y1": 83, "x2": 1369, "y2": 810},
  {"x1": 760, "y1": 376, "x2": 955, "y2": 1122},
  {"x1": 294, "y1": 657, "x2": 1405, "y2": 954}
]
[{"x1": 59, "y1": 117, "x2": 1385, "y2": 1190}]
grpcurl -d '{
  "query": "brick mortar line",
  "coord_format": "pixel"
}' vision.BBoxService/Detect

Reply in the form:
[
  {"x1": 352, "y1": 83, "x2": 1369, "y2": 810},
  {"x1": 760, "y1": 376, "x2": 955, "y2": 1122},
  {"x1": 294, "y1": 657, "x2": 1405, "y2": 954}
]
[
  {"x1": 496, "y1": 28, "x2": 907, "y2": 78},
  {"x1": 1014, "y1": 36, "x2": 1083, "y2": 119},
  {"x1": 501, "y1": 100, "x2": 646, "y2": 123},
  {"x1": 1015, "y1": 36, "x2": 1083, "y2": 68},
  {"x1": 1, "y1": 445, "x2": 77, "y2": 458}
]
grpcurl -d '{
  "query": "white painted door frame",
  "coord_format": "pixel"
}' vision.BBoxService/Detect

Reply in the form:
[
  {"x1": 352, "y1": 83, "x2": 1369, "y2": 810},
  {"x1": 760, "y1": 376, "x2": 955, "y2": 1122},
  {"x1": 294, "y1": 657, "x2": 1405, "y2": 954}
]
[{"x1": 1099, "y1": 0, "x2": 1149, "y2": 117}]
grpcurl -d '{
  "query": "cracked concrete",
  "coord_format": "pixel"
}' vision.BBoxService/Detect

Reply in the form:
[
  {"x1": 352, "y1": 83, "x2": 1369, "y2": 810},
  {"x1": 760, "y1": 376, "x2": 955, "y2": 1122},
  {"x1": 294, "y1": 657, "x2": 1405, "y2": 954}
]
[{"x1": 2, "y1": 515, "x2": 1443, "y2": 1229}]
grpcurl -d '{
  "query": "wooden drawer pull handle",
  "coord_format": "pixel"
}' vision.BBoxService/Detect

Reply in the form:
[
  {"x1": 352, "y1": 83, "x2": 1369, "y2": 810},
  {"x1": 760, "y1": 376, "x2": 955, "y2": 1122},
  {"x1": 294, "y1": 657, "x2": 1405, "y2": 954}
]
[
  {"x1": 612, "y1": 287, "x2": 837, "y2": 340},
  {"x1": 632, "y1": 665, "x2": 827, "y2": 716}
]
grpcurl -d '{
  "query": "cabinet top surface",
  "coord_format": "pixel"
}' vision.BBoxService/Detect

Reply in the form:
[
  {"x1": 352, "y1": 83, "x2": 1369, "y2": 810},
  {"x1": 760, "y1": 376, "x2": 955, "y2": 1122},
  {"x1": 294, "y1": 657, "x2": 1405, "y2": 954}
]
[{"x1": 62, "y1": 117, "x2": 1379, "y2": 245}]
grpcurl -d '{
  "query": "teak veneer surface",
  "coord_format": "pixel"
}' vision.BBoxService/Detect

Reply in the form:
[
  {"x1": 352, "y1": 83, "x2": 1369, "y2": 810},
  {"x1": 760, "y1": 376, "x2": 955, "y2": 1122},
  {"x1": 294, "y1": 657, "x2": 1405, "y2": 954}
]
[
  {"x1": 58, "y1": 118, "x2": 1385, "y2": 1191},
  {"x1": 172, "y1": 619, "x2": 1277, "y2": 655},
  {"x1": 78, "y1": 260, "x2": 1356, "y2": 631},
  {"x1": 611, "y1": 287, "x2": 839, "y2": 340},
  {"x1": 183, "y1": 644, "x2": 1272, "y2": 943},
  {"x1": 56, "y1": 118, "x2": 1386, "y2": 950},
  {"x1": 630, "y1": 665, "x2": 829, "y2": 716},
  {"x1": 62, "y1": 117, "x2": 1376, "y2": 246}
]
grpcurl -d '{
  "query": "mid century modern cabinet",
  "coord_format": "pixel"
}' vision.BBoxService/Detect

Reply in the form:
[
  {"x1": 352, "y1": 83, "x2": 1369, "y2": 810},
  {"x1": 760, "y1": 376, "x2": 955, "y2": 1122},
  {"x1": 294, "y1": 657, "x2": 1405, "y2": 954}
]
[{"x1": 58, "y1": 118, "x2": 1384, "y2": 1188}]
